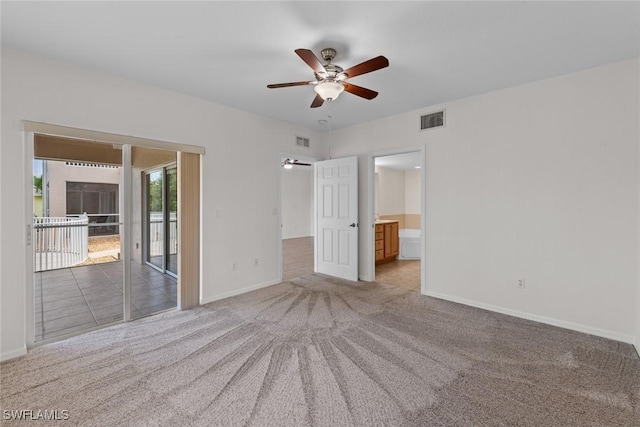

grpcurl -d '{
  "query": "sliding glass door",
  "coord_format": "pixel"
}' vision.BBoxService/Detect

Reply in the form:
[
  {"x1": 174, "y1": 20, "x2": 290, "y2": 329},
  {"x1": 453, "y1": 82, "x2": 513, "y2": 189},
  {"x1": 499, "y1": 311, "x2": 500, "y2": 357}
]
[
  {"x1": 130, "y1": 150, "x2": 177, "y2": 321},
  {"x1": 145, "y1": 165, "x2": 177, "y2": 277},
  {"x1": 32, "y1": 139, "x2": 124, "y2": 343},
  {"x1": 31, "y1": 137, "x2": 181, "y2": 342}
]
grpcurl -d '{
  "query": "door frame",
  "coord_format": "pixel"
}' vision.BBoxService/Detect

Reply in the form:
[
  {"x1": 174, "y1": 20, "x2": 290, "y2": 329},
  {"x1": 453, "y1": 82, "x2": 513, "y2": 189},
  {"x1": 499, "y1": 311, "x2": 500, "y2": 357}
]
[
  {"x1": 23, "y1": 121, "x2": 204, "y2": 349},
  {"x1": 277, "y1": 152, "x2": 318, "y2": 283},
  {"x1": 367, "y1": 145, "x2": 426, "y2": 294},
  {"x1": 24, "y1": 131, "x2": 36, "y2": 349}
]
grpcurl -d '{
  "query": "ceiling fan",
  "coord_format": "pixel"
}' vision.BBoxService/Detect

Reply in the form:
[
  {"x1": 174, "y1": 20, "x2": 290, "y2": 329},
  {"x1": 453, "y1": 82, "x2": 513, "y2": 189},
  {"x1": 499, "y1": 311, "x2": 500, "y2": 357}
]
[
  {"x1": 282, "y1": 158, "x2": 312, "y2": 169},
  {"x1": 267, "y1": 48, "x2": 389, "y2": 108}
]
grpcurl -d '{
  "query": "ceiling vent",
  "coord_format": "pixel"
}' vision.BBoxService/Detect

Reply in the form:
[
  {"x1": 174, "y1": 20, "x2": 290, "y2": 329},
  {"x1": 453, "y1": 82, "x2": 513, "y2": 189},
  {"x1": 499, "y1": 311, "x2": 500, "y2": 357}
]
[
  {"x1": 420, "y1": 110, "x2": 445, "y2": 131},
  {"x1": 296, "y1": 136, "x2": 310, "y2": 148}
]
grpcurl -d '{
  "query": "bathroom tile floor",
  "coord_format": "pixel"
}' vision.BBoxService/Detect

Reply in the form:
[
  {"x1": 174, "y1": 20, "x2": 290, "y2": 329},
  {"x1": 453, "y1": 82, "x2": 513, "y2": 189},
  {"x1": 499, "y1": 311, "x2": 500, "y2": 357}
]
[
  {"x1": 375, "y1": 259, "x2": 421, "y2": 291},
  {"x1": 282, "y1": 236, "x2": 421, "y2": 292}
]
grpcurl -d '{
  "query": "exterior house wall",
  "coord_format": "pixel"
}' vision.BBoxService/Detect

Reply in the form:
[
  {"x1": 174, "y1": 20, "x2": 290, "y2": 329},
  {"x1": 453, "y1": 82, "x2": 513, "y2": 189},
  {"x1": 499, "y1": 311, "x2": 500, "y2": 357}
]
[{"x1": 44, "y1": 160, "x2": 120, "y2": 217}]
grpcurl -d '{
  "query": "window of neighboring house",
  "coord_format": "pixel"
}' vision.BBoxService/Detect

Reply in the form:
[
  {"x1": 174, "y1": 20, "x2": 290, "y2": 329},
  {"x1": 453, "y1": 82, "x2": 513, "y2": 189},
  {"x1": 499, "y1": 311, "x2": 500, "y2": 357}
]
[{"x1": 66, "y1": 182, "x2": 119, "y2": 236}]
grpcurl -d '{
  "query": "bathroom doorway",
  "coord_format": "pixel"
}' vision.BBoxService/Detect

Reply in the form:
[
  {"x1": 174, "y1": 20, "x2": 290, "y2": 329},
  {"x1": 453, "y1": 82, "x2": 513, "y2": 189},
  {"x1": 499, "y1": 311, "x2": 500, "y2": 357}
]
[{"x1": 372, "y1": 150, "x2": 424, "y2": 292}]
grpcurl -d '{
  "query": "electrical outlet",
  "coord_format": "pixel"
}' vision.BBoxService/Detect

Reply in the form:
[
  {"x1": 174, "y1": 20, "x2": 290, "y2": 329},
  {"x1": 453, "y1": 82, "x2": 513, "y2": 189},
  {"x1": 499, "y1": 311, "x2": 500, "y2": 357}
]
[
  {"x1": 517, "y1": 278, "x2": 525, "y2": 289},
  {"x1": 254, "y1": 258, "x2": 259, "y2": 267}
]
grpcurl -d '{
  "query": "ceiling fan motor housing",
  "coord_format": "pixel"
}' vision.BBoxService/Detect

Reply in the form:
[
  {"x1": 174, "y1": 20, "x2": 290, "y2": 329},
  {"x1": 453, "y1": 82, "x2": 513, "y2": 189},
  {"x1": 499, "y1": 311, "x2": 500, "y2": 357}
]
[
  {"x1": 316, "y1": 49, "x2": 344, "y2": 81},
  {"x1": 315, "y1": 64, "x2": 345, "y2": 81},
  {"x1": 320, "y1": 48, "x2": 337, "y2": 62}
]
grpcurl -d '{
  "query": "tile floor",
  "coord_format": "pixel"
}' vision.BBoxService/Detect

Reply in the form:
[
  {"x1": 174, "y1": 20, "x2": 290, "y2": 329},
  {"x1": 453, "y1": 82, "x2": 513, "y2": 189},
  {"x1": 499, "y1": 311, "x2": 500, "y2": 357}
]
[
  {"x1": 282, "y1": 236, "x2": 421, "y2": 292},
  {"x1": 375, "y1": 259, "x2": 421, "y2": 291},
  {"x1": 34, "y1": 261, "x2": 176, "y2": 342}
]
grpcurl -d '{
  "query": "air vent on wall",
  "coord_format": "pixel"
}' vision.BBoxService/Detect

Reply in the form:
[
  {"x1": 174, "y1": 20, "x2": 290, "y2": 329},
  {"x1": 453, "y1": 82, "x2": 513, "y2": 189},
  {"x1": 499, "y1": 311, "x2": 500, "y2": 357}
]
[
  {"x1": 420, "y1": 110, "x2": 445, "y2": 130},
  {"x1": 296, "y1": 136, "x2": 310, "y2": 148}
]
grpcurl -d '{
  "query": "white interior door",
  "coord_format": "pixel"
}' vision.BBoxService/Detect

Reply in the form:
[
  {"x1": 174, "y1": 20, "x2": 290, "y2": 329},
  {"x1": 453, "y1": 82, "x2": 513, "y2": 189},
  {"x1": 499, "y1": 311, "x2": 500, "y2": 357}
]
[{"x1": 316, "y1": 156, "x2": 358, "y2": 281}]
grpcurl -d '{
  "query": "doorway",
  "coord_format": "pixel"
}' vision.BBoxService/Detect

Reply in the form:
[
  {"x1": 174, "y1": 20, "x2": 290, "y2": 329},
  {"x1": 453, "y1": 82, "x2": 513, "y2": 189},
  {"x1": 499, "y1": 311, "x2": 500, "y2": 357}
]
[
  {"x1": 279, "y1": 154, "x2": 316, "y2": 282},
  {"x1": 30, "y1": 135, "x2": 179, "y2": 343},
  {"x1": 371, "y1": 150, "x2": 424, "y2": 292},
  {"x1": 279, "y1": 155, "x2": 360, "y2": 283}
]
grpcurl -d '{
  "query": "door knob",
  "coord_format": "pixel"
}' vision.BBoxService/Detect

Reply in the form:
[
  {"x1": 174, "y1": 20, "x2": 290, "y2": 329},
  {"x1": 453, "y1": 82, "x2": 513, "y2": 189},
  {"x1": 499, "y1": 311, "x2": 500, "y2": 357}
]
[{"x1": 349, "y1": 223, "x2": 358, "y2": 228}]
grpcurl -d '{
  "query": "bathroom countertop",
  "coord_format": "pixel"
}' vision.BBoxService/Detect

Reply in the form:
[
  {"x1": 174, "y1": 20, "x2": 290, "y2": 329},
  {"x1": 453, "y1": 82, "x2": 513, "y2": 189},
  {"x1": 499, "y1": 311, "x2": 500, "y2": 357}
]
[{"x1": 375, "y1": 220, "x2": 399, "y2": 224}]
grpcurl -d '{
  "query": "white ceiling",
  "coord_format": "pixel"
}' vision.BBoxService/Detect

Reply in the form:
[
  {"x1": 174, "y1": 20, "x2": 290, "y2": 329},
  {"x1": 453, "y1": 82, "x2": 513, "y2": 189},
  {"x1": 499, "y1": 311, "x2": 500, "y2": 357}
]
[{"x1": 2, "y1": 2, "x2": 639, "y2": 132}]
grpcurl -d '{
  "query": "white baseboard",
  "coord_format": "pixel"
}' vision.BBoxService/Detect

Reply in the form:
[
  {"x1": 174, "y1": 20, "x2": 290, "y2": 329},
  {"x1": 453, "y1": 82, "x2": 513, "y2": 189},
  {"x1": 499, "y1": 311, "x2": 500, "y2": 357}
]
[
  {"x1": 200, "y1": 279, "x2": 281, "y2": 306},
  {"x1": 423, "y1": 290, "x2": 635, "y2": 344},
  {"x1": 634, "y1": 341, "x2": 640, "y2": 358},
  {"x1": 1, "y1": 345, "x2": 27, "y2": 362}
]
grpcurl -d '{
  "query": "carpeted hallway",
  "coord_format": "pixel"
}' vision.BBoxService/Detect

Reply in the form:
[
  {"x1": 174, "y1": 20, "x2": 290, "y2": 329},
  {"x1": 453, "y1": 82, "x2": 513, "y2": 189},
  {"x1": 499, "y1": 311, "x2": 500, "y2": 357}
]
[{"x1": 1, "y1": 273, "x2": 638, "y2": 426}]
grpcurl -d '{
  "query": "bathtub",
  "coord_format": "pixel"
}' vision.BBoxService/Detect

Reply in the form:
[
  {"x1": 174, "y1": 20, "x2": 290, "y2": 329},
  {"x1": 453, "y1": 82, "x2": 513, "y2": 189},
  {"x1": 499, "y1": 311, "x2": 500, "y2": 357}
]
[{"x1": 398, "y1": 229, "x2": 421, "y2": 260}]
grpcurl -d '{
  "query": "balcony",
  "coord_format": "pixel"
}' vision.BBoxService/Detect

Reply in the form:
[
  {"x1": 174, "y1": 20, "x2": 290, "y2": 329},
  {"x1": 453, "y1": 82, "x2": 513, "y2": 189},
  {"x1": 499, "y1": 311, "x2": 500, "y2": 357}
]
[
  {"x1": 33, "y1": 216, "x2": 177, "y2": 342},
  {"x1": 34, "y1": 216, "x2": 89, "y2": 271}
]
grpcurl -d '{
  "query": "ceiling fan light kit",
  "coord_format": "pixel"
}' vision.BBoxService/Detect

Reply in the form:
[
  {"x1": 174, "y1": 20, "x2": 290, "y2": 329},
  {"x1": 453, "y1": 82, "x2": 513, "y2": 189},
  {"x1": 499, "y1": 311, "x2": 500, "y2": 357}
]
[
  {"x1": 314, "y1": 81, "x2": 344, "y2": 101},
  {"x1": 267, "y1": 47, "x2": 389, "y2": 108}
]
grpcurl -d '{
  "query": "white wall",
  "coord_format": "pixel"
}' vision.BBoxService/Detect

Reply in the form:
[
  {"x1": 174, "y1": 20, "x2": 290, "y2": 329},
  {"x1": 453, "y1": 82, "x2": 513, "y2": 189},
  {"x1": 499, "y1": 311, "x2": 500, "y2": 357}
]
[
  {"x1": 281, "y1": 167, "x2": 313, "y2": 239},
  {"x1": 375, "y1": 166, "x2": 405, "y2": 215},
  {"x1": 332, "y1": 58, "x2": 640, "y2": 343},
  {"x1": 637, "y1": 59, "x2": 640, "y2": 355},
  {"x1": 0, "y1": 48, "x2": 328, "y2": 360},
  {"x1": 404, "y1": 169, "x2": 421, "y2": 215},
  {"x1": 375, "y1": 165, "x2": 421, "y2": 219}
]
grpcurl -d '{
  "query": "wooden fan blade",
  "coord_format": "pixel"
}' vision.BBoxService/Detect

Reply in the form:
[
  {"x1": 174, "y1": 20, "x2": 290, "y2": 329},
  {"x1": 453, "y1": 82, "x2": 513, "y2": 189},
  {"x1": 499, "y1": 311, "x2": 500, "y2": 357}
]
[
  {"x1": 295, "y1": 49, "x2": 326, "y2": 75},
  {"x1": 267, "y1": 81, "x2": 314, "y2": 89},
  {"x1": 310, "y1": 94, "x2": 324, "y2": 108},
  {"x1": 293, "y1": 162, "x2": 312, "y2": 166},
  {"x1": 343, "y1": 82, "x2": 378, "y2": 100},
  {"x1": 342, "y1": 56, "x2": 389, "y2": 79}
]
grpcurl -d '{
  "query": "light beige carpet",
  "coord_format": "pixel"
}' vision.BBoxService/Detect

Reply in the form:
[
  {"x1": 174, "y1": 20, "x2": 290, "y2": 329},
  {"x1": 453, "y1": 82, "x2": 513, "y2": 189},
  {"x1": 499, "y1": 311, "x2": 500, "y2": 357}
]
[{"x1": 1, "y1": 273, "x2": 639, "y2": 426}]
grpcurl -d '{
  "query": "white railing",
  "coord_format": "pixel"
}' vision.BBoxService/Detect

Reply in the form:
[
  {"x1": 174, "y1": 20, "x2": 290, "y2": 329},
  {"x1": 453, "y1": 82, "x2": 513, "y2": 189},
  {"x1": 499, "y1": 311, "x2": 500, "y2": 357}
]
[
  {"x1": 34, "y1": 216, "x2": 89, "y2": 272},
  {"x1": 68, "y1": 213, "x2": 120, "y2": 236},
  {"x1": 149, "y1": 212, "x2": 177, "y2": 258}
]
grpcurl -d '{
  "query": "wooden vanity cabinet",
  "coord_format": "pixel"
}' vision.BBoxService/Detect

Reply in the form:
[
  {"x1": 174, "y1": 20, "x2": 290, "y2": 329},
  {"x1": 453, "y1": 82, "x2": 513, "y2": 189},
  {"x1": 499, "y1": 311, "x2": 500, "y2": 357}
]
[{"x1": 375, "y1": 221, "x2": 399, "y2": 264}]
